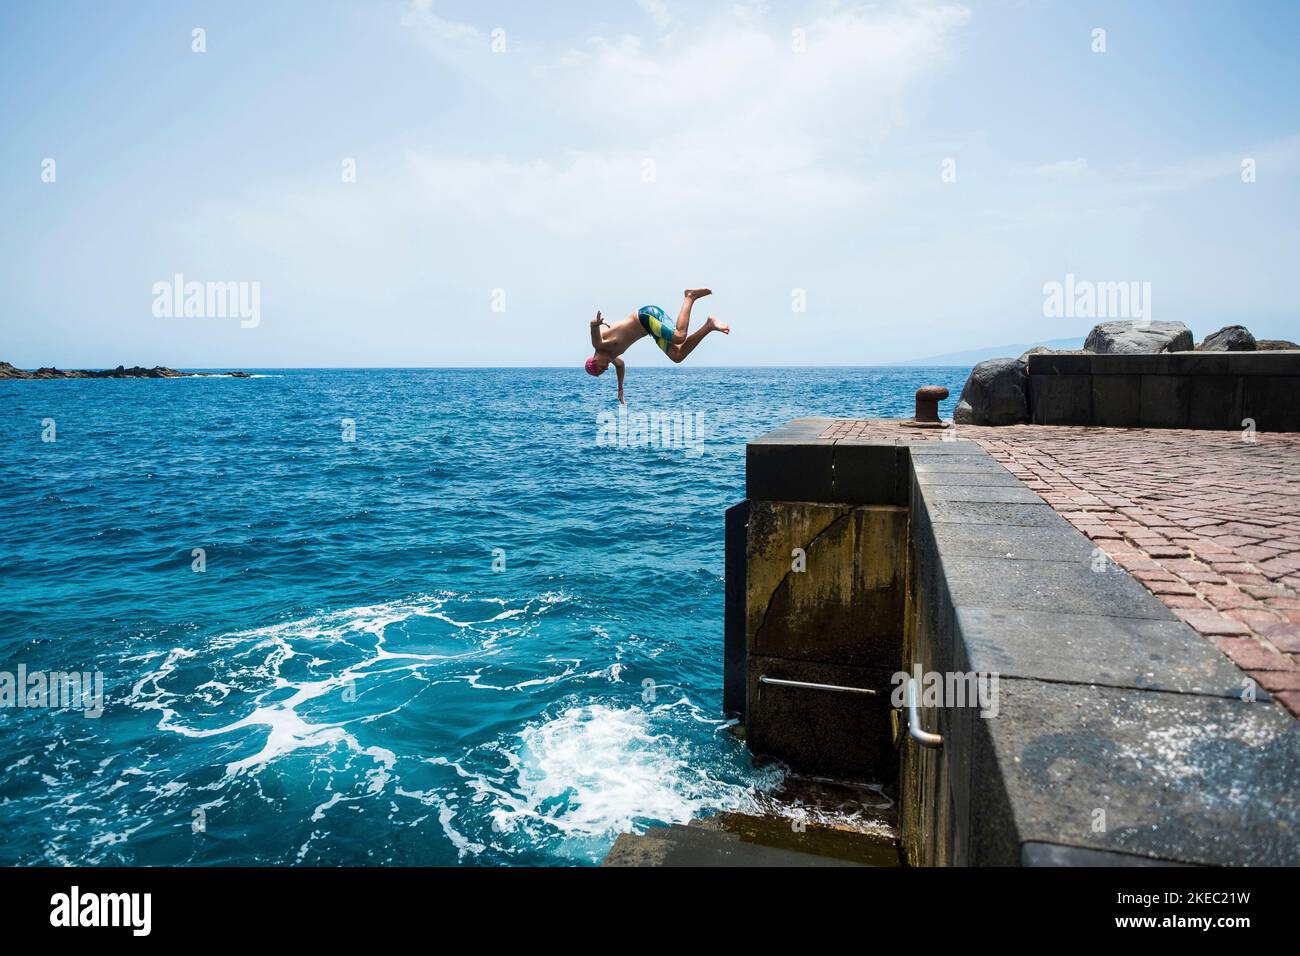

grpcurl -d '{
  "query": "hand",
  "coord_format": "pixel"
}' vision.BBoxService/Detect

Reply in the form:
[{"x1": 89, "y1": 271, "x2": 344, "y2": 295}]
[{"x1": 593, "y1": 311, "x2": 607, "y2": 327}]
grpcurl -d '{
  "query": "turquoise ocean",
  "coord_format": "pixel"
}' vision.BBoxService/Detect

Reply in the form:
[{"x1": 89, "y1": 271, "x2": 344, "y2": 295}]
[{"x1": 0, "y1": 367, "x2": 966, "y2": 865}]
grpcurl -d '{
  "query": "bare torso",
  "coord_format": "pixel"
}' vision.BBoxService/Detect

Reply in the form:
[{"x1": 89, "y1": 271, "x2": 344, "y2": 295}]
[{"x1": 595, "y1": 311, "x2": 647, "y2": 358}]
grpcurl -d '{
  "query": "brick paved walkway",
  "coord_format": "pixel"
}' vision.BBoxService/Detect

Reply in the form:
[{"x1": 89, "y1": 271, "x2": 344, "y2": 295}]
[{"x1": 820, "y1": 421, "x2": 1300, "y2": 717}]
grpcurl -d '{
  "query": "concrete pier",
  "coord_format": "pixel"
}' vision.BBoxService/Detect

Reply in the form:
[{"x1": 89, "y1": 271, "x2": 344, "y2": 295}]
[{"x1": 725, "y1": 418, "x2": 1300, "y2": 866}]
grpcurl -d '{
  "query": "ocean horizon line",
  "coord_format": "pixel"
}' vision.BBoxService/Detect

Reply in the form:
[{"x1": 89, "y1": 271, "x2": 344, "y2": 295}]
[{"x1": 4, "y1": 363, "x2": 975, "y2": 372}]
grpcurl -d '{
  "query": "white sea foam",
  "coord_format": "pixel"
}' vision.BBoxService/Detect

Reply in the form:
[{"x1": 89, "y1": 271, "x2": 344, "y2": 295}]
[
  {"x1": 485, "y1": 699, "x2": 780, "y2": 861},
  {"x1": 122, "y1": 592, "x2": 578, "y2": 817},
  {"x1": 110, "y1": 589, "x2": 772, "y2": 863},
  {"x1": 124, "y1": 599, "x2": 449, "y2": 792},
  {"x1": 395, "y1": 785, "x2": 487, "y2": 858},
  {"x1": 464, "y1": 659, "x2": 583, "y2": 691}
]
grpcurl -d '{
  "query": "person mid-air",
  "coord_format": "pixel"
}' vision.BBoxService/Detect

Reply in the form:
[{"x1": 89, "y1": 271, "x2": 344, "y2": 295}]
[{"x1": 585, "y1": 288, "x2": 730, "y2": 403}]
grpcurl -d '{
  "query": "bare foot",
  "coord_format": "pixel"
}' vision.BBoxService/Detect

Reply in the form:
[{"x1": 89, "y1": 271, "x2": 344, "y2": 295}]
[
  {"x1": 706, "y1": 316, "x2": 730, "y2": 334},
  {"x1": 684, "y1": 288, "x2": 712, "y2": 300}
]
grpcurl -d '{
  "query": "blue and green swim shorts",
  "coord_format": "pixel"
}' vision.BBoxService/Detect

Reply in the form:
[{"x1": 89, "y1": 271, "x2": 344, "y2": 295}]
[{"x1": 638, "y1": 305, "x2": 677, "y2": 355}]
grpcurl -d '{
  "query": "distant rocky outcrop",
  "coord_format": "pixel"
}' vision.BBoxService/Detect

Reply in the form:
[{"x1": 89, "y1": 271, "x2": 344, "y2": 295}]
[
  {"x1": 1199, "y1": 325, "x2": 1257, "y2": 351},
  {"x1": 1257, "y1": 339, "x2": 1300, "y2": 351},
  {"x1": 953, "y1": 356, "x2": 1029, "y2": 426},
  {"x1": 1083, "y1": 320, "x2": 1194, "y2": 354},
  {"x1": 0, "y1": 361, "x2": 249, "y2": 379}
]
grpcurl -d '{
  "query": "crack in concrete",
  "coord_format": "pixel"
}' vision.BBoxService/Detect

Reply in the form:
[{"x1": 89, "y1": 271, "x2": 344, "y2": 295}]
[{"x1": 752, "y1": 505, "x2": 855, "y2": 650}]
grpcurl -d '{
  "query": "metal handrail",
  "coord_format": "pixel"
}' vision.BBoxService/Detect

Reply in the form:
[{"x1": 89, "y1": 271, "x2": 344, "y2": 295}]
[
  {"x1": 906, "y1": 676, "x2": 944, "y2": 749},
  {"x1": 757, "y1": 675, "x2": 879, "y2": 695}
]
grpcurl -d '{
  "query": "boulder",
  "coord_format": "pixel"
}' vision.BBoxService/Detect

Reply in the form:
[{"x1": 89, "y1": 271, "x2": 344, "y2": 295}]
[
  {"x1": 1083, "y1": 321, "x2": 1193, "y2": 354},
  {"x1": 1199, "y1": 325, "x2": 1256, "y2": 351},
  {"x1": 953, "y1": 356, "x2": 1028, "y2": 426},
  {"x1": 1019, "y1": 346, "x2": 1054, "y2": 360},
  {"x1": 1257, "y1": 339, "x2": 1300, "y2": 351}
]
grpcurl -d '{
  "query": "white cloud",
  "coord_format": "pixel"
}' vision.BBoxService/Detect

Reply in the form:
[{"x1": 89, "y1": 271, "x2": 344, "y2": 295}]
[
  {"x1": 400, "y1": 0, "x2": 481, "y2": 44},
  {"x1": 352, "y1": 2, "x2": 978, "y2": 268},
  {"x1": 546, "y1": 2, "x2": 971, "y2": 146},
  {"x1": 636, "y1": 0, "x2": 674, "y2": 30},
  {"x1": 396, "y1": 0, "x2": 972, "y2": 240},
  {"x1": 154, "y1": 2, "x2": 981, "y2": 364}
]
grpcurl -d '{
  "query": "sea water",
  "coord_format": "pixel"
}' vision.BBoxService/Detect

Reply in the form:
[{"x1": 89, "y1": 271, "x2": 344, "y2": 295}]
[{"x1": 0, "y1": 366, "x2": 967, "y2": 865}]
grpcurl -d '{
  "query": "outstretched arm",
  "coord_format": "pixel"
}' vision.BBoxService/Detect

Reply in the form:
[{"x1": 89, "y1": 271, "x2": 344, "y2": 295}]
[
  {"x1": 590, "y1": 311, "x2": 606, "y2": 350},
  {"x1": 613, "y1": 356, "x2": 625, "y2": 404}
]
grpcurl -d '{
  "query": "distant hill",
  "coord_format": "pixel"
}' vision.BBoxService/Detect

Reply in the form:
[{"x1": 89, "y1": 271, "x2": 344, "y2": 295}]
[{"x1": 892, "y1": 337, "x2": 1085, "y2": 366}]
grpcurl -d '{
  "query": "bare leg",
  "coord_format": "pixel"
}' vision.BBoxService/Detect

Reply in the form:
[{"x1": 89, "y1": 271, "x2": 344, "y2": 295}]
[
  {"x1": 673, "y1": 288, "x2": 712, "y2": 342},
  {"x1": 669, "y1": 316, "x2": 730, "y2": 363}
]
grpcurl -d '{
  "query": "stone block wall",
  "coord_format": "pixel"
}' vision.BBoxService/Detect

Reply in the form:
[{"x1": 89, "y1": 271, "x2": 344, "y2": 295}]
[{"x1": 1027, "y1": 352, "x2": 1300, "y2": 431}]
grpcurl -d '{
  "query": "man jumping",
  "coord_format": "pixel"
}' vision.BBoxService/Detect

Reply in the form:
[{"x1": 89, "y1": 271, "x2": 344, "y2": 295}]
[{"x1": 585, "y1": 288, "x2": 730, "y2": 403}]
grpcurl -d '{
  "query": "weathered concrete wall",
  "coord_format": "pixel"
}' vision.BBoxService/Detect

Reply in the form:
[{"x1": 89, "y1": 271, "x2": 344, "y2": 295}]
[
  {"x1": 1027, "y1": 351, "x2": 1300, "y2": 431},
  {"x1": 747, "y1": 502, "x2": 906, "y2": 669},
  {"x1": 723, "y1": 502, "x2": 749, "y2": 719},
  {"x1": 730, "y1": 419, "x2": 910, "y2": 782},
  {"x1": 744, "y1": 500, "x2": 907, "y2": 781}
]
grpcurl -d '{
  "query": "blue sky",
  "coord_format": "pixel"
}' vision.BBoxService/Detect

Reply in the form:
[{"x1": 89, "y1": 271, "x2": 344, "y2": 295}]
[{"x1": 2, "y1": 0, "x2": 1298, "y2": 367}]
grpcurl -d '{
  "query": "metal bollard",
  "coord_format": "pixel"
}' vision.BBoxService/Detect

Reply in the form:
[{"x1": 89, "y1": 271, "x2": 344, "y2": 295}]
[{"x1": 913, "y1": 385, "x2": 949, "y2": 424}]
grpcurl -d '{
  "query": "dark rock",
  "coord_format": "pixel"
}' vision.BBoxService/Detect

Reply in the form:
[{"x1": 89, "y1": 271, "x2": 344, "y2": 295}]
[
  {"x1": 953, "y1": 357, "x2": 1028, "y2": 425},
  {"x1": 1258, "y1": 339, "x2": 1300, "y2": 351},
  {"x1": 1199, "y1": 325, "x2": 1256, "y2": 351},
  {"x1": 1084, "y1": 320, "x2": 1193, "y2": 354},
  {"x1": 1, "y1": 361, "x2": 245, "y2": 379}
]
